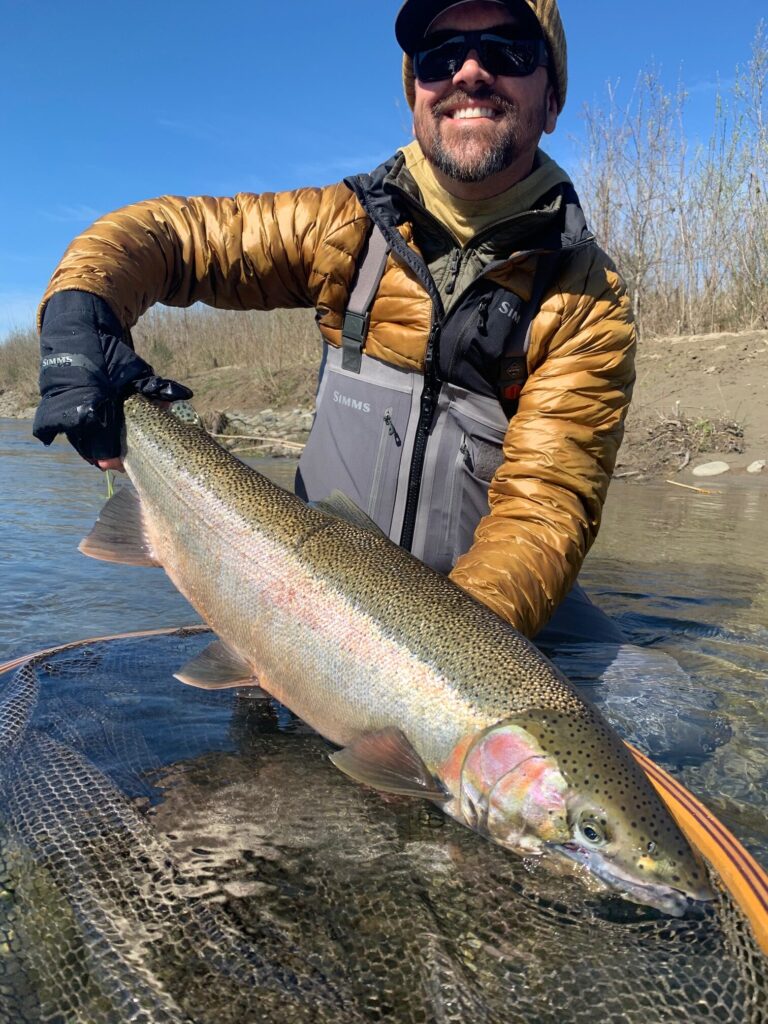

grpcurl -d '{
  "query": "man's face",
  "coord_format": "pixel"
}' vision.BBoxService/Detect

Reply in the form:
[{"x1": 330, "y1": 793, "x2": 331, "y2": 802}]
[{"x1": 412, "y1": 1, "x2": 558, "y2": 184}]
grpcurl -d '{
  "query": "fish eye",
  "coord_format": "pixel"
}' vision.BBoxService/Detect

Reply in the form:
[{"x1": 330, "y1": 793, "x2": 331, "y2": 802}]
[{"x1": 577, "y1": 817, "x2": 607, "y2": 847}]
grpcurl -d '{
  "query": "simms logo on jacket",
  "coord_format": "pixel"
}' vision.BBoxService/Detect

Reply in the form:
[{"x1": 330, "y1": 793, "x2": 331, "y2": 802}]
[
  {"x1": 333, "y1": 391, "x2": 371, "y2": 413},
  {"x1": 41, "y1": 355, "x2": 73, "y2": 369}
]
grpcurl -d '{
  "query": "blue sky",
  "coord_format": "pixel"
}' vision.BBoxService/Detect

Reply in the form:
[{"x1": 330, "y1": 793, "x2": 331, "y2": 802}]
[{"x1": 0, "y1": 0, "x2": 764, "y2": 339}]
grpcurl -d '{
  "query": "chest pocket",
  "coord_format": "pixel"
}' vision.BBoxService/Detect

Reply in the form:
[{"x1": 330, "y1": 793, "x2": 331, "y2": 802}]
[
  {"x1": 438, "y1": 252, "x2": 559, "y2": 418},
  {"x1": 411, "y1": 384, "x2": 508, "y2": 573}
]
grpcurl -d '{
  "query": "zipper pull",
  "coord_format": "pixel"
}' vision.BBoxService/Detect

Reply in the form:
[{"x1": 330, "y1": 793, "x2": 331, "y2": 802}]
[
  {"x1": 383, "y1": 409, "x2": 402, "y2": 447},
  {"x1": 477, "y1": 296, "x2": 491, "y2": 333},
  {"x1": 444, "y1": 249, "x2": 461, "y2": 295}
]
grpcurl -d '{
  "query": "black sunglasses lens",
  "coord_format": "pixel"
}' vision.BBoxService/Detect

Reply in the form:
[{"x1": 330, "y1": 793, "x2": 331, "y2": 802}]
[
  {"x1": 415, "y1": 40, "x2": 467, "y2": 82},
  {"x1": 415, "y1": 35, "x2": 545, "y2": 82},
  {"x1": 485, "y1": 38, "x2": 541, "y2": 76}
]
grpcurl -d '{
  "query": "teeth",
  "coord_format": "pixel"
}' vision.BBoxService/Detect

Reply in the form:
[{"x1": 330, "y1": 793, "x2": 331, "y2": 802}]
[{"x1": 451, "y1": 107, "x2": 496, "y2": 120}]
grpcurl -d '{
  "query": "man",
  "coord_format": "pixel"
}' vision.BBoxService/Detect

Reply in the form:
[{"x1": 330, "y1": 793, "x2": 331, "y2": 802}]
[{"x1": 32, "y1": 0, "x2": 635, "y2": 644}]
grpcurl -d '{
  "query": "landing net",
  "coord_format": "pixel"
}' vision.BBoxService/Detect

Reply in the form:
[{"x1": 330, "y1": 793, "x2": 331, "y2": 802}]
[{"x1": 0, "y1": 629, "x2": 765, "y2": 1023}]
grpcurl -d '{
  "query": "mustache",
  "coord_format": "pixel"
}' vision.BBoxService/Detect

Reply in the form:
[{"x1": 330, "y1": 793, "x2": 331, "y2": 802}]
[{"x1": 432, "y1": 87, "x2": 515, "y2": 117}]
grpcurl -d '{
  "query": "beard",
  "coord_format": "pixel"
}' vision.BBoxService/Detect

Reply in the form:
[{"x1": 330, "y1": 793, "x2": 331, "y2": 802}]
[{"x1": 414, "y1": 87, "x2": 547, "y2": 183}]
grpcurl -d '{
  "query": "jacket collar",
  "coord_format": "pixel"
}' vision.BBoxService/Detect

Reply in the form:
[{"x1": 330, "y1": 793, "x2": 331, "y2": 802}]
[{"x1": 346, "y1": 151, "x2": 594, "y2": 254}]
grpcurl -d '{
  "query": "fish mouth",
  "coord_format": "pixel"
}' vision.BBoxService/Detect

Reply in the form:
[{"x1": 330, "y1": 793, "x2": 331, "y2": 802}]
[{"x1": 549, "y1": 841, "x2": 713, "y2": 917}]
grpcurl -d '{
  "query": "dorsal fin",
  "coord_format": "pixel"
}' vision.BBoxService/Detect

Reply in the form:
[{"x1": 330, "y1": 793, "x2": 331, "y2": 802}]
[{"x1": 310, "y1": 490, "x2": 386, "y2": 536}]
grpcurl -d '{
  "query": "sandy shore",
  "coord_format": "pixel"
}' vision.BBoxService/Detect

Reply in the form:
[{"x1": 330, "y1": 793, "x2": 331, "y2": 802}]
[{"x1": 616, "y1": 329, "x2": 768, "y2": 485}]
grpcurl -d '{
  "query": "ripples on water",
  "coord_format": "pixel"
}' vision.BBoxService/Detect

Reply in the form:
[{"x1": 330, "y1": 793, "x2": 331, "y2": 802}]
[{"x1": 2, "y1": 417, "x2": 767, "y2": 867}]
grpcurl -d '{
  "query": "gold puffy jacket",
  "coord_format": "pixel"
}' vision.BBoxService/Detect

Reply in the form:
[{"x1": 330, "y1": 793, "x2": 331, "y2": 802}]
[{"x1": 40, "y1": 155, "x2": 635, "y2": 638}]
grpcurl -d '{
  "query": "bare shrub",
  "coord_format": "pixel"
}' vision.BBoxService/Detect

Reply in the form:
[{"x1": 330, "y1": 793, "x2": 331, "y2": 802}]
[
  {"x1": 578, "y1": 22, "x2": 768, "y2": 336},
  {"x1": 0, "y1": 328, "x2": 39, "y2": 398}
]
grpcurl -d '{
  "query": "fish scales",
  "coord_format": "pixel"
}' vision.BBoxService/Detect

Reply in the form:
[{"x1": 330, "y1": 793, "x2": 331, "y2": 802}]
[
  {"x1": 125, "y1": 396, "x2": 588, "y2": 724},
  {"x1": 80, "y1": 396, "x2": 713, "y2": 913},
  {"x1": 124, "y1": 407, "x2": 490, "y2": 763}
]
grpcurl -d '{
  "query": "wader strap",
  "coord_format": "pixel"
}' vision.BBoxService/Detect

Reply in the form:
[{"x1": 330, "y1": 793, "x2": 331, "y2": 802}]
[
  {"x1": 497, "y1": 252, "x2": 560, "y2": 419},
  {"x1": 342, "y1": 225, "x2": 390, "y2": 373}
]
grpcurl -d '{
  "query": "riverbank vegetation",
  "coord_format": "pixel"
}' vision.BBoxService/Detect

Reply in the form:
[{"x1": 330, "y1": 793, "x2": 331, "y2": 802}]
[{"x1": 578, "y1": 23, "x2": 767, "y2": 336}]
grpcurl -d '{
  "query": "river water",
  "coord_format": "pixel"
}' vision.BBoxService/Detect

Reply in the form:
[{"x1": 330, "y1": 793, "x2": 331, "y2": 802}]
[{"x1": 2, "y1": 417, "x2": 767, "y2": 867}]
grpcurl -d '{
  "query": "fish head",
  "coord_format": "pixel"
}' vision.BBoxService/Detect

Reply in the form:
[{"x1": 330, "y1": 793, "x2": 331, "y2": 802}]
[{"x1": 455, "y1": 710, "x2": 713, "y2": 915}]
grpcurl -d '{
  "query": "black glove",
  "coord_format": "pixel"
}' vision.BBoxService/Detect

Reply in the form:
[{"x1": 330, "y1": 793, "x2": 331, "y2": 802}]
[{"x1": 32, "y1": 290, "x2": 192, "y2": 462}]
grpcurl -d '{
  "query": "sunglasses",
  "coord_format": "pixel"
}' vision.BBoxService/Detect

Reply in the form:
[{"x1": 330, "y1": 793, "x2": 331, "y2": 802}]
[{"x1": 414, "y1": 31, "x2": 549, "y2": 83}]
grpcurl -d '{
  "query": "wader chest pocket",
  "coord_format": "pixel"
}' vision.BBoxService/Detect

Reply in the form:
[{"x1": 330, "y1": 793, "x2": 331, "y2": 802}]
[
  {"x1": 296, "y1": 351, "x2": 413, "y2": 536},
  {"x1": 413, "y1": 385, "x2": 507, "y2": 574}
]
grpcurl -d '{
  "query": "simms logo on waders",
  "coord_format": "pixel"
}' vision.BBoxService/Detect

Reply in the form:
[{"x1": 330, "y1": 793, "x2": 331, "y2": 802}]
[{"x1": 332, "y1": 391, "x2": 371, "y2": 413}]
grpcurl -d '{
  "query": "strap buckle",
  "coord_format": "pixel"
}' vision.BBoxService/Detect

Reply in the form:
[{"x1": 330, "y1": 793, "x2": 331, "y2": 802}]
[{"x1": 341, "y1": 311, "x2": 370, "y2": 372}]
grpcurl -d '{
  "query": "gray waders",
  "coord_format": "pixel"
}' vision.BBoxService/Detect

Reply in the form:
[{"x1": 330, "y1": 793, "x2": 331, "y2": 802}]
[{"x1": 295, "y1": 225, "x2": 626, "y2": 647}]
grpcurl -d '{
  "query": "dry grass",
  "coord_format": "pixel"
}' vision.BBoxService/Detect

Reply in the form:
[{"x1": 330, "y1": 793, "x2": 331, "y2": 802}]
[
  {"x1": 132, "y1": 306, "x2": 318, "y2": 381},
  {"x1": 132, "y1": 306, "x2": 320, "y2": 410},
  {"x1": 0, "y1": 328, "x2": 40, "y2": 407},
  {"x1": 0, "y1": 306, "x2": 322, "y2": 413}
]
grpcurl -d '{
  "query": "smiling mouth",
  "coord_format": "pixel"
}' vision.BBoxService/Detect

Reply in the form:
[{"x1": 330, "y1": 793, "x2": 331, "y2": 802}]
[{"x1": 445, "y1": 106, "x2": 499, "y2": 120}]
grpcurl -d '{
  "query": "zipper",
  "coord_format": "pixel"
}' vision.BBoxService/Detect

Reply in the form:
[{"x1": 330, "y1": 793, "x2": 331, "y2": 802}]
[
  {"x1": 477, "y1": 296, "x2": 491, "y2": 333},
  {"x1": 400, "y1": 321, "x2": 441, "y2": 551},
  {"x1": 443, "y1": 433, "x2": 469, "y2": 547},
  {"x1": 443, "y1": 291, "x2": 495, "y2": 382},
  {"x1": 383, "y1": 409, "x2": 402, "y2": 447},
  {"x1": 368, "y1": 408, "x2": 398, "y2": 517},
  {"x1": 444, "y1": 249, "x2": 462, "y2": 295}
]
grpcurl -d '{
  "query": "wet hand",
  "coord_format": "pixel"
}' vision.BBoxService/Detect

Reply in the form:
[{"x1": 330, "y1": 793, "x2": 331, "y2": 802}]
[
  {"x1": 94, "y1": 399, "x2": 172, "y2": 472},
  {"x1": 96, "y1": 457, "x2": 125, "y2": 472}
]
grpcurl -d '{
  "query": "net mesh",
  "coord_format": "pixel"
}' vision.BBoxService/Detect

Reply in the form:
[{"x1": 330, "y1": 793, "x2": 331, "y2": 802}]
[{"x1": 0, "y1": 630, "x2": 765, "y2": 1023}]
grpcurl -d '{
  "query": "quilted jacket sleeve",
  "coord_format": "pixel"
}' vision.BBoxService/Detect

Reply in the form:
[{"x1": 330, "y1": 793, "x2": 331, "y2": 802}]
[
  {"x1": 449, "y1": 246, "x2": 636, "y2": 638},
  {"x1": 38, "y1": 187, "x2": 353, "y2": 329}
]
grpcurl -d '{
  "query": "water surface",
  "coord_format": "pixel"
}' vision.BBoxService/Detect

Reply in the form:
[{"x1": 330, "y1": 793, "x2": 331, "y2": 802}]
[{"x1": 2, "y1": 417, "x2": 766, "y2": 865}]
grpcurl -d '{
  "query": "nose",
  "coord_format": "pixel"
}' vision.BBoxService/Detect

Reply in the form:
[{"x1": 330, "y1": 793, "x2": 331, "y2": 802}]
[{"x1": 452, "y1": 49, "x2": 495, "y2": 91}]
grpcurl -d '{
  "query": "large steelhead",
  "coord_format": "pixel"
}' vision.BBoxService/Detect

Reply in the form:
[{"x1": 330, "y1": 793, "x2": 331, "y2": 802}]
[{"x1": 81, "y1": 396, "x2": 711, "y2": 913}]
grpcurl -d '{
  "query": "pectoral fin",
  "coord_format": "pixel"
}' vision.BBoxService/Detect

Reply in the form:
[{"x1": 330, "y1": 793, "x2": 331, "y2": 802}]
[
  {"x1": 79, "y1": 486, "x2": 160, "y2": 566},
  {"x1": 310, "y1": 490, "x2": 386, "y2": 537},
  {"x1": 175, "y1": 640, "x2": 267, "y2": 692},
  {"x1": 330, "y1": 727, "x2": 448, "y2": 800}
]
